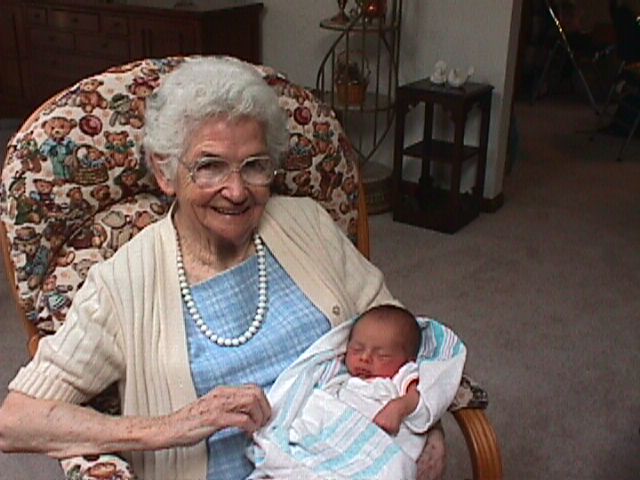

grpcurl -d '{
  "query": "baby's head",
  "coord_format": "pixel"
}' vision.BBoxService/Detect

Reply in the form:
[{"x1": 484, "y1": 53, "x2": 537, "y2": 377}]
[{"x1": 345, "y1": 305, "x2": 421, "y2": 379}]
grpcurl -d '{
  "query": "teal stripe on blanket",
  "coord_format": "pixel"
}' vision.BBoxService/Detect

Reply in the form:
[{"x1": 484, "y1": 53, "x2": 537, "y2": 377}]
[
  {"x1": 291, "y1": 409, "x2": 404, "y2": 478},
  {"x1": 316, "y1": 423, "x2": 402, "y2": 477},
  {"x1": 316, "y1": 423, "x2": 380, "y2": 471},
  {"x1": 274, "y1": 351, "x2": 338, "y2": 432},
  {"x1": 297, "y1": 408, "x2": 358, "y2": 453},
  {"x1": 420, "y1": 321, "x2": 464, "y2": 361},
  {"x1": 356, "y1": 441, "x2": 406, "y2": 478}
]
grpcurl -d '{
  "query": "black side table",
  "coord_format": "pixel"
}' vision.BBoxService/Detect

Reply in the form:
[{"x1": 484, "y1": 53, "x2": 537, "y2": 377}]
[{"x1": 392, "y1": 78, "x2": 493, "y2": 233}]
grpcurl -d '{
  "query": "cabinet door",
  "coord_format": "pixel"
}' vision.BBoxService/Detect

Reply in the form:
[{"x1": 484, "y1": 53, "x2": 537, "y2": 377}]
[
  {"x1": 131, "y1": 17, "x2": 199, "y2": 59},
  {"x1": 0, "y1": 4, "x2": 27, "y2": 106}
]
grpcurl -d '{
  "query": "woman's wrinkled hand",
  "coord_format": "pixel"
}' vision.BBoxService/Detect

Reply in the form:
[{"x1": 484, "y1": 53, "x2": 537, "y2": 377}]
[{"x1": 169, "y1": 385, "x2": 271, "y2": 447}]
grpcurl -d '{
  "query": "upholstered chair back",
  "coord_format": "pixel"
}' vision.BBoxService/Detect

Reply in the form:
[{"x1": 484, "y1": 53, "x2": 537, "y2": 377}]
[{"x1": 1, "y1": 56, "x2": 364, "y2": 351}]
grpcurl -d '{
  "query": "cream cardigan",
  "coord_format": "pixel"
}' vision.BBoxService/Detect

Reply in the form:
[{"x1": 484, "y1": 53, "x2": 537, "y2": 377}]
[{"x1": 10, "y1": 196, "x2": 398, "y2": 480}]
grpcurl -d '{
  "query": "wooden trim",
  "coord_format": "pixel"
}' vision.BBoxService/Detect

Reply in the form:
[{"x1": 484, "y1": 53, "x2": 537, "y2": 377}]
[
  {"x1": 0, "y1": 220, "x2": 39, "y2": 354},
  {"x1": 356, "y1": 166, "x2": 371, "y2": 260},
  {"x1": 481, "y1": 193, "x2": 504, "y2": 213},
  {"x1": 452, "y1": 408, "x2": 503, "y2": 480},
  {"x1": 27, "y1": 334, "x2": 41, "y2": 358}
]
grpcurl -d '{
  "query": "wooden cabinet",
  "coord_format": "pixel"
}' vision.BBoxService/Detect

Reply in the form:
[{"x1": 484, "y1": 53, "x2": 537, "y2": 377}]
[
  {"x1": 0, "y1": 1, "x2": 29, "y2": 117},
  {"x1": 131, "y1": 16, "x2": 198, "y2": 59},
  {"x1": 1, "y1": 0, "x2": 263, "y2": 118},
  {"x1": 25, "y1": 3, "x2": 127, "y2": 103}
]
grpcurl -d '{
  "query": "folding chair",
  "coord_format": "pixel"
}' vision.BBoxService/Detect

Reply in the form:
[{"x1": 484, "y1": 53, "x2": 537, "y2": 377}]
[
  {"x1": 592, "y1": 1, "x2": 640, "y2": 161},
  {"x1": 531, "y1": 0, "x2": 612, "y2": 114}
]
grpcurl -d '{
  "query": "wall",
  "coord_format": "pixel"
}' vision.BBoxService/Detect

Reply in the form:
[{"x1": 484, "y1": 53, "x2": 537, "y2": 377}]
[
  {"x1": 139, "y1": 0, "x2": 523, "y2": 200},
  {"x1": 261, "y1": 0, "x2": 523, "y2": 200}
]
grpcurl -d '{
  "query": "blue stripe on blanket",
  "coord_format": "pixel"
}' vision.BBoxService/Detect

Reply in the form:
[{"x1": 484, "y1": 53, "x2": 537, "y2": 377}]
[
  {"x1": 419, "y1": 319, "x2": 464, "y2": 361},
  {"x1": 315, "y1": 423, "x2": 383, "y2": 472},
  {"x1": 292, "y1": 409, "x2": 404, "y2": 478},
  {"x1": 318, "y1": 424, "x2": 402, "y2": 477},
  {"x1": 275, "y1": 352, "x2": 338, "y2": 430},
  {"x1": 297, "y1": 408, "x2": 357, "y2": 452},
  {"x1": 357, "y1": 441, "x2": 405, "y2": 479}
]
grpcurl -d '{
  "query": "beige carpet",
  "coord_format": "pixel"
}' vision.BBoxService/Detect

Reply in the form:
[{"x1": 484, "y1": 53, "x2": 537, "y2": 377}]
[
  {"x1": 1, "y1": 96, "x2": 639, "y2": 479},
  {"x1": 369, "y1": 97, "x2": 640, "y2": 479}
]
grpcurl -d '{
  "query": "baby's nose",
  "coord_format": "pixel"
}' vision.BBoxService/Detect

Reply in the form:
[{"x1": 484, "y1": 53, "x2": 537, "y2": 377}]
[{"x1": 359, "y1": 350, "x2": 372, "y2": 362}]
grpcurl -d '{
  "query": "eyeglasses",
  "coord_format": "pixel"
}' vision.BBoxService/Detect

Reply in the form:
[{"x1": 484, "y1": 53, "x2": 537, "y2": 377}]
[{"x1": 180, "y1": 155, "x2": 276, "y2": 188}]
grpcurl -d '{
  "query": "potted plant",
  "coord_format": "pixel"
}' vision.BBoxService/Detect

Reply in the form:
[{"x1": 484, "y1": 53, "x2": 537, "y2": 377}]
[{"x1": 334, "y1": 51, "x2": 369, "y2": 106}]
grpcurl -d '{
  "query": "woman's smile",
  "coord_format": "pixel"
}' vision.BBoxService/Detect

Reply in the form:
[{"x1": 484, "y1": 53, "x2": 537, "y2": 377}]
[
  {"x1": 170, "y1": 116, "x2": 272, "y2": 253},
  {"x1": 210, "y1": 204, "x2": 251, "y2": 216}
]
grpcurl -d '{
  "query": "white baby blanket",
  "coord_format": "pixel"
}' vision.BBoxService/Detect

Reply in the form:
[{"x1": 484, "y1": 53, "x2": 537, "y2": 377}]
[{"x1": 247, "y1": 317, "x2": 466, "y2": 480}]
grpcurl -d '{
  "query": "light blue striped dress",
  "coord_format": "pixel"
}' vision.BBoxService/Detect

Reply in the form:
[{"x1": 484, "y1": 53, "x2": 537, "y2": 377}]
[{"x1": 184, "y1": 244, "x2": 331, "y2": 480}]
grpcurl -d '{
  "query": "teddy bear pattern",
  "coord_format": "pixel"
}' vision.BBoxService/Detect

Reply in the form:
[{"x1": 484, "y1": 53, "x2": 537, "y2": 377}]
[{"x1": 0, "y1": 56, "x2": 361, "y2": 336}]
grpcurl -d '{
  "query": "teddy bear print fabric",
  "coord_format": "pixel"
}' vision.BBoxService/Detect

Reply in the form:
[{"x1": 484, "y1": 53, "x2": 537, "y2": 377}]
[{"x1": 0, "y1": 56, "x2": 360, "y2": 338}]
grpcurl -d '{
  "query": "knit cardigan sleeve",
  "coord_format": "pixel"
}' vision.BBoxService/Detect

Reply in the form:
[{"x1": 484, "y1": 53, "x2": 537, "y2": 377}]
[{"x1": 9, "y1": 267, "x2": 126, "y2": 404}]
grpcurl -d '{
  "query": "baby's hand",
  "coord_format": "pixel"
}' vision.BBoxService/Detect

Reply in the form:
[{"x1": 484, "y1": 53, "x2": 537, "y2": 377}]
[
  {"x1": 373, "y1": 399, "x2": 406, "y2": 435},
  {"x1": 373, "y1": 382, "x2": 420, "y2": 435}
]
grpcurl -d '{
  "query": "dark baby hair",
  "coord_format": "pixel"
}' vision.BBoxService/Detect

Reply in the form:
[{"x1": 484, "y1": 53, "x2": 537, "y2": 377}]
[{"x1": 351, "y1": 304, "x2": 422, "y2": 358}]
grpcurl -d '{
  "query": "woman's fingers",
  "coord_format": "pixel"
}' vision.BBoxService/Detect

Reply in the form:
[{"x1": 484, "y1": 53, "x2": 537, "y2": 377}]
[
  {"x1": 226, "y1": 385, "x2": 271, "y2": 433},
  {"x1": 205, "y1": 384, "x2": 271, "y2": 433},
  {"x1": 168, "y1": 385, "x2": 271, "y2": 445},
  {"x1": 243, "y1": 386, "x2": 271, "y2": 430},
  {"x1": 171, "y1": 384, "x2": 272, "y2": 446}
]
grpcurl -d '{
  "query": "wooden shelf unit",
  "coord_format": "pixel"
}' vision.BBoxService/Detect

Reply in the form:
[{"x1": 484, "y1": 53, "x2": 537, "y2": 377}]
[
  {"x1": 315, "y1": 1, "x2": 403, "y2": 164},
  {"x1": 392, "y1": 78, "x2": 494, "y2": 233}
]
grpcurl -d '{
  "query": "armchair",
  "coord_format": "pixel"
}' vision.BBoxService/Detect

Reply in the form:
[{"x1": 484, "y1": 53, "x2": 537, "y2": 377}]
[{"x1": 0, "y1": 56, "x2": 501, "y2": 480}]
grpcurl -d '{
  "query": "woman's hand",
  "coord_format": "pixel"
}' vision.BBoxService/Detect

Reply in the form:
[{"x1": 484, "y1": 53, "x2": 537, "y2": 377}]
[
  {"x1": 417, "y1": 422, "x2": 446, "y2": 480},
  {"x1": 169, "y1": 385, "x2": 271, "y2": 447},
  {"x1": 0, "y1": 387, "x2": 270, "y2": 459}
]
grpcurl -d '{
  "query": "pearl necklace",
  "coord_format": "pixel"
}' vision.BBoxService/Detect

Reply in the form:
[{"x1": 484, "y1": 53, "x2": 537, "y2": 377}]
[{"x1": 176, "y1": 232, "x2": 267, "y2": 347}]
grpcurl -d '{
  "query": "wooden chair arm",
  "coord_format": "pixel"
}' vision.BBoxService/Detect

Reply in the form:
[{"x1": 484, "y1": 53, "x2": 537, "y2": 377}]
[
  {"x1": 356, "y1": 172, "x2": 370, "y2": 259},
  {"x1": 451, "y1": 408, "x2": 503, "y2": 480},
  {"x1": 27, "y1": 334, "x2": 41, "y2": 358}
]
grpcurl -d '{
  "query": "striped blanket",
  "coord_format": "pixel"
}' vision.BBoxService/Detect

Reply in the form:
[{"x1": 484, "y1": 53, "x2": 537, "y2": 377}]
[{"x1": 247, "y1": 317, "x2": 466, "y2": 480}]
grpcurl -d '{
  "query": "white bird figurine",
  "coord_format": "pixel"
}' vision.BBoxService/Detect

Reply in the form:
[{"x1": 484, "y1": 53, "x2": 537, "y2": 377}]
[
  {"x1": 447, "y1": 66, "x2": 475, "y2": 88},
  {"x1": 429, "y1": 60, "x2": 448, "y2": 85}
]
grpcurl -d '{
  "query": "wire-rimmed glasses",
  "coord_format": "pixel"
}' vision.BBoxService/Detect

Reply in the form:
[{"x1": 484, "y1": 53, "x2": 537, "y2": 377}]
[{"x1": 180, "y1": 155, "x2": 276, "y2": 188}]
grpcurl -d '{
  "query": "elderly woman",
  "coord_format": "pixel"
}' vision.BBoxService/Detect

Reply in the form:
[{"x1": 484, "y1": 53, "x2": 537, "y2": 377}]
[{"x1": 0, "y1": 57, "x2": 445, "y2": 479}]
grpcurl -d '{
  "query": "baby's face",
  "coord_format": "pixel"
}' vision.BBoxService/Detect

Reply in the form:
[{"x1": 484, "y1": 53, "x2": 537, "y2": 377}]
[{"x1": 345, "y1": 316, "x2": 410, "y2": 379}]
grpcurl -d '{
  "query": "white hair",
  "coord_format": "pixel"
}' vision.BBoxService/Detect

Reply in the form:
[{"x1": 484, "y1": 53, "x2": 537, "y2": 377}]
[{"x1": 143, "y1": 57, "x2": 289, "y2": 180}]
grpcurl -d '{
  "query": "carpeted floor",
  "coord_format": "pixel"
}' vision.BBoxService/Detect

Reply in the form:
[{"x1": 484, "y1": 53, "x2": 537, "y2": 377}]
[
  {"x1": 1, "y1": 96, "x2": 639, "y2": 479},
  {"x1": 368, "y1": 97, "x2": 640, "y2": 479}
]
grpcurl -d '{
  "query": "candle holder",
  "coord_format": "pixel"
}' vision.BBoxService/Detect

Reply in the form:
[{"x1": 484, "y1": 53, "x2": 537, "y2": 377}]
[
  {"x1": 330, "y1": 0, "x2": 350, "y2": 24},
  {"x1": 356, "y1": 0, "x2": 387, "y2": 19}
]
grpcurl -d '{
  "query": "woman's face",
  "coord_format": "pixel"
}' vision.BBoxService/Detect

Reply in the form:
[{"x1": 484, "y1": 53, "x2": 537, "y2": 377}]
[{"x1": 167, "y1": 116, "x2": 271, "y2": 249}]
